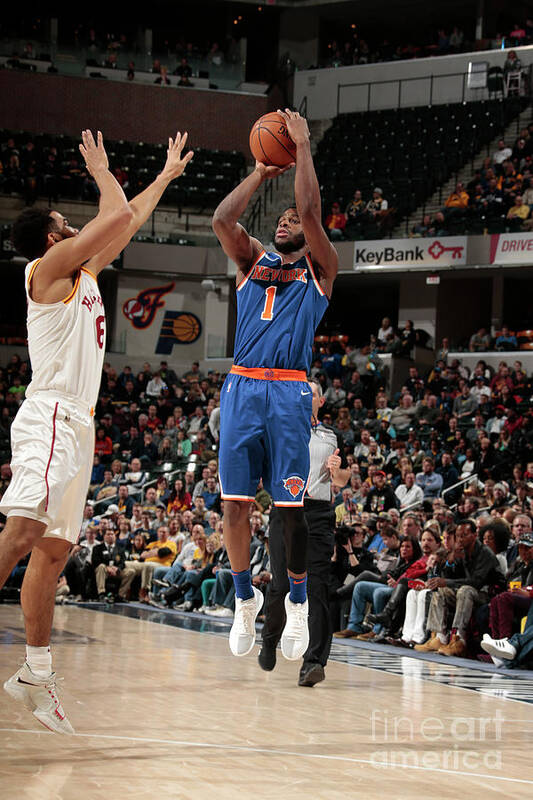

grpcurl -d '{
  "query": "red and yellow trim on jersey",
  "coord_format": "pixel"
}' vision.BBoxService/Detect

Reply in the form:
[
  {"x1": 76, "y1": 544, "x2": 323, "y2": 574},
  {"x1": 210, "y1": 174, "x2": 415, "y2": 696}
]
[
  {"x1": 81, "y1": 266, "x2": 97, "y2": 282},
  {"x1": 26, "y1": 258, "x2": 42, "y2": 290},
  {"x1": 236, "y1": 249, "x2": 266, "y2": 292},
  {"x1": 62, "y1": 271, "x2": 82, "y2": 305},
  {"x1": 230, "y1": 365, "x2": 307, "y2": 381},
  {"x1": 305, "y1": 253, "x2": 325, "y2": 297}
]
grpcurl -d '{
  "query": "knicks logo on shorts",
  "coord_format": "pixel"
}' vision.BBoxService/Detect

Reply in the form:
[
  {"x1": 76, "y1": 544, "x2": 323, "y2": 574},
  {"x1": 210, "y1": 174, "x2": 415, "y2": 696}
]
[{"x1": 283, "y1": 476, "x2": 305, "y2": 498}]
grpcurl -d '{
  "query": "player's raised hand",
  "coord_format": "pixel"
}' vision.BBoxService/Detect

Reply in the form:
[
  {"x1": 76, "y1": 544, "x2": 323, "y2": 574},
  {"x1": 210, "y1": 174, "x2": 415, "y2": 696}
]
[
  {"x1": 79, "y1": 130, "x2": 109, "y2": 176},
  {"x1": 276, "y1": 109, "x2": 310, "y2": 146},
  {"x1": 161, "y1": 131, "x2": 194, "y2": 180},
  {"x1": 254, "y1": 160, "x2": 295, "y2": 181}
]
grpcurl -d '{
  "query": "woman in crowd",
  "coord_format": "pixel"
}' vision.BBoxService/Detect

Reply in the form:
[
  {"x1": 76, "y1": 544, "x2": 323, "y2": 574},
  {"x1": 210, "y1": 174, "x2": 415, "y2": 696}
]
[{"x1": 167, "y1": 477, "x2": 192, "y2": 514}]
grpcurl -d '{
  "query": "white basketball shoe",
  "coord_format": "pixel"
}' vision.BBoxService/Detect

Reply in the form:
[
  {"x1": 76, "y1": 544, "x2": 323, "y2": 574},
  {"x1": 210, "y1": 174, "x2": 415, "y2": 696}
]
[
  {"x1": 281, "y1": 594, "x2": 309, "y2": 661},
  {"x1": 229, "y1": 587, "x2": 264, "y2": 656},
  {"x1": 4, "y1": 663, "x2": 75, "y2": 735}
]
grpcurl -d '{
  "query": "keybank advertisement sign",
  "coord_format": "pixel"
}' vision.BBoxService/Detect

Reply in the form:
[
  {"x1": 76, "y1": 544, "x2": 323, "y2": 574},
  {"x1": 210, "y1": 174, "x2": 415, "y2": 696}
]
[{"x1": 353, "y1": 237, "x2": 467, "y2": 270}]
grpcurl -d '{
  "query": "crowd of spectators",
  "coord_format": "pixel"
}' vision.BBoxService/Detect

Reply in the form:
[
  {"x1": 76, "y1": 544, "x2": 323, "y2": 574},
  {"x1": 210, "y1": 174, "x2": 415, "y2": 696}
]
[
  {"x1": 410, "y1": 123, "x2": 533, "y2": 237},
  {"x1": 325, "y1": 188, "x2": 394, "y2": 240},
  {"x1": 1, "y1": 326, "x2": 533, "y2": 664},
  {"x1": 322, "y1": 19, "x2": 533, "y2": 70}
]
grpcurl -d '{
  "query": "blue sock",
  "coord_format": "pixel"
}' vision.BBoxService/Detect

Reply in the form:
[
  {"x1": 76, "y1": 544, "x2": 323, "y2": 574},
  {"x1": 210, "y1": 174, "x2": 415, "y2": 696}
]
[
  {"x1": 231, "y1": 569, "x2": 254, "y2": 601},
  {"x1": 289, "y1": 575, "x2": 307, "y2": 604}
]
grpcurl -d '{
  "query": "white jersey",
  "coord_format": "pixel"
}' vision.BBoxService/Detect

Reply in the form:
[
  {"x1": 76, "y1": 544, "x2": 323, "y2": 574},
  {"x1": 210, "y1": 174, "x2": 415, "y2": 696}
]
[{"x1": 24, "y1": 259, "x2": 106, "y2": 410}]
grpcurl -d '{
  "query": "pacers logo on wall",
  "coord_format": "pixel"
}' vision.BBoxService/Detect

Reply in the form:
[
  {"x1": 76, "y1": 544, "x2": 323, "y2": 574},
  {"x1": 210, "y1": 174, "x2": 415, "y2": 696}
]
[
  {"x1": 122, "y1": 282, "x2": 175, "y2": 329},
  {"x1": 156, "y1": 311, "x2": 202, "y2": 354}
]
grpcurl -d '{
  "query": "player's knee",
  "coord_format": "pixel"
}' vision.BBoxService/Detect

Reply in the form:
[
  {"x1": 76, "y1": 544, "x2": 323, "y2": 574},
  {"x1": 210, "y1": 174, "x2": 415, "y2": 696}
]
[
  {"x1": 3, "y1": 516, "x2": 46, "y2": 557},
  {"x1": 223, "y1": 500, "x2": 250, "y2": 526}
]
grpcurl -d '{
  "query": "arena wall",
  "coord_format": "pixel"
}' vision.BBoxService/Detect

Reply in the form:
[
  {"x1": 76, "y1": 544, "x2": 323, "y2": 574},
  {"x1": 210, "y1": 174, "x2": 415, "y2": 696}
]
[{"x1": 0, "y1": 71, "x2": 282, "y2": 154}]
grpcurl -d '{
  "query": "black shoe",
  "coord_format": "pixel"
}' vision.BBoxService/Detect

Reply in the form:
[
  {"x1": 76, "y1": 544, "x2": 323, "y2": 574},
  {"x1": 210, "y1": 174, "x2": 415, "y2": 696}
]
[
  {"x1": 153, "y1": 579, "x2": 170, "y2": 589},
  {"x1": 298, "y1": 663, "x2": 325, "y2": 687},
  {"x1": 366, "y1": 611, "x2": 391, "y2": 627},
  {"x1": 258, "y1": 642, "x2": 277, "y2": 671},
  {"x1": 98, "y1": 593, "x2": 106, "y2": 602}
]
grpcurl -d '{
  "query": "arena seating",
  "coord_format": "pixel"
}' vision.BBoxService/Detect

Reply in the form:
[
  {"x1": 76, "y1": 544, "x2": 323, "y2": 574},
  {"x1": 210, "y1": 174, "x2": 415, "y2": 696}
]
[
  {"x1": 316, "y1": 97, "x2": 526, "y2": 236},
  {"x1": 0, "y1": 130, "x2": 246, "y2": 213}
]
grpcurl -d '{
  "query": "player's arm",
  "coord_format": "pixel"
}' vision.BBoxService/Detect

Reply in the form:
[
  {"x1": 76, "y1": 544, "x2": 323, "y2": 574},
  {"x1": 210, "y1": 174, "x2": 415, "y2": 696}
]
[
  {"x1": 278, "y1": 109, "x2": 338, "y2": 295},
  {"x1": 212, "y1": 162, "x2": 292, "y2": 278},
  {"x1": 39, "y1": 131, "x2": 133, "y2": 280},
  {"x1": 85, "y1": 132, "x2": 194, "y2": 275}
]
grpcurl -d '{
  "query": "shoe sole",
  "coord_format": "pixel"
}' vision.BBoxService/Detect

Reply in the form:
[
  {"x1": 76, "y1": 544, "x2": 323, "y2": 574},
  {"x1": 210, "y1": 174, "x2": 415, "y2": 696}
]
[
  {"x1": 229, "y1": 589, "x2": 264, "y2": 657},
  {"x1": 480, "y1": 641, "x2": 515, "y2": 660},
  {"x1": 4, "y1": 680, "x2": 74, "y2": 735}
]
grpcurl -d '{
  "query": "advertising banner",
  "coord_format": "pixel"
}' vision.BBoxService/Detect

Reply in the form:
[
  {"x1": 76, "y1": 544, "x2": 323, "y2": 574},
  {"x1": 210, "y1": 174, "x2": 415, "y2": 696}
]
[
  {"x1": 353, "y1": 237, "x2": 467, "y2": 271},
  {"x1": 490, "y1": 232, "x2": 533, "y2": 265}
]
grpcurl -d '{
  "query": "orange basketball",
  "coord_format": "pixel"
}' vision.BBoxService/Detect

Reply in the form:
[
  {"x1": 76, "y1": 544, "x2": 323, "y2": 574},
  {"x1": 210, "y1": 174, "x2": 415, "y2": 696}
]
[
  {"x1": 249, "y1": 112, "x2": 297, "y2": 168},
  {"x1": 172, "y1": 313, "x2": 201, "y2": 343}
]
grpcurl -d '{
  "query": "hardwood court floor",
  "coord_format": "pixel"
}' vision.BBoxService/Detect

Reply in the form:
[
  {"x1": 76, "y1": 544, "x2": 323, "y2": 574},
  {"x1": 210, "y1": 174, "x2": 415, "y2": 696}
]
[{"x1": 1, "y1": 604, "x2": 533, "y2": 799}]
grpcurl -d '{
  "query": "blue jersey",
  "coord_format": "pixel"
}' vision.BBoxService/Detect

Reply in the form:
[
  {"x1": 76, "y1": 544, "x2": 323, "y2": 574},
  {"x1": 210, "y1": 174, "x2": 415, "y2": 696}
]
[{"x1": 233, "y1": 250, "x2": 329, "y2": 371}]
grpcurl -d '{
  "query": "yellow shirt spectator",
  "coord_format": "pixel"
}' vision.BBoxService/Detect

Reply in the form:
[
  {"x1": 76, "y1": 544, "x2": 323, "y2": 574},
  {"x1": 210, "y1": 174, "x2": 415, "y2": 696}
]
[
  {"x1": 445, "y1": 184, "x2": 469, "y2": 209},
  {"x1": 144, "y1": 539, "x2": 177, "y2": 566},
  {"x1": 507, "y1": 196, "x2": 530, "y2": 220}
]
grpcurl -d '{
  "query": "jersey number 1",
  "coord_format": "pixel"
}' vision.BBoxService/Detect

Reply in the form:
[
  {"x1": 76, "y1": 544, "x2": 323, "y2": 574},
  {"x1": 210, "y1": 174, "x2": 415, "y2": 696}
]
[{"x1": 260, "y1": 286, "x2": 277, "y2": 321}]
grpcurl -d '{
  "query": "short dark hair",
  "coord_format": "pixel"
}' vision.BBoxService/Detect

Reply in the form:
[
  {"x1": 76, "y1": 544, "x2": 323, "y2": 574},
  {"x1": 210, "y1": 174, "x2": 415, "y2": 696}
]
[{"x1": 12, "y1": 208, "x2": 58, "y2": 260}]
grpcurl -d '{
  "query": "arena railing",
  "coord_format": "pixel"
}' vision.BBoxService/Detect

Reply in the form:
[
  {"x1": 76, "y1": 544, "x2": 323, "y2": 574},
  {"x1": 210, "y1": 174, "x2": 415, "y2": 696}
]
[
  {"x1": 335, "y1": 68, "x2": 532, "y2": 116},
  {"x1": 442, "y1": 473, "x2": 479, "y2": 502}
]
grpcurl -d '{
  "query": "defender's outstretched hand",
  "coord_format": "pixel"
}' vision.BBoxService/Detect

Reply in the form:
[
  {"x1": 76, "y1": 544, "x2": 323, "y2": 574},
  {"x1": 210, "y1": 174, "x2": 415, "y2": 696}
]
[
  {"x1": 161, "y1": 131, "x2": 194, "y2": 180},
  {"x1": 276, "y1": 109, "x2": 310, "y2": 146},
  {"x1": 79, "y1": 130, "x2": 109, "y2": 176}
]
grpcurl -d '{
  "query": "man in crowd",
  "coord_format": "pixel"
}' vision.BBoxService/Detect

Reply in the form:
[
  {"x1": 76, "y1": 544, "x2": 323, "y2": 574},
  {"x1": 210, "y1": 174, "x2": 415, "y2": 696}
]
[{"x1": 415, "y1": 519, "x2": 501, "y2": 657}]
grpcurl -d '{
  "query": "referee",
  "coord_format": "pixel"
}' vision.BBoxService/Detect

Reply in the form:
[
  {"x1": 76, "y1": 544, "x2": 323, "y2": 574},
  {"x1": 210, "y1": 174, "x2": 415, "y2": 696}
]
[{"x1": 259, "y1": 380, "x2": 350, "y2": 686}]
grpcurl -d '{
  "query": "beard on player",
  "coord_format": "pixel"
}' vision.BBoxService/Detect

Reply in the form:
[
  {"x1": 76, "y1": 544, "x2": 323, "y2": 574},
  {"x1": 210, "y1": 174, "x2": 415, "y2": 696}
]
[{"x1": 274, "y1": 230, "x2": 306, "y2": 254}]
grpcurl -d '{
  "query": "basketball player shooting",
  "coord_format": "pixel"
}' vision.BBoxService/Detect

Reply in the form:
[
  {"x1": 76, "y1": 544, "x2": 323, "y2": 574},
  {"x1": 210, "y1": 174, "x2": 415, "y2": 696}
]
[
  {"x1": 0, "y1": 129, "x2": 193, "y2": 734},
  {"x1": 212, "y1": 109, "x2": 338, "y2": 660}
]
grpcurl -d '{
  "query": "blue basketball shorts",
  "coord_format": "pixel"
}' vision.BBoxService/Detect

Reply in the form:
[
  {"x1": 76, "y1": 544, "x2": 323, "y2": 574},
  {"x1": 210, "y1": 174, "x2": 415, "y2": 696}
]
[{"x1": 219, "y1": 368, "x2": 312, "y2": 507}]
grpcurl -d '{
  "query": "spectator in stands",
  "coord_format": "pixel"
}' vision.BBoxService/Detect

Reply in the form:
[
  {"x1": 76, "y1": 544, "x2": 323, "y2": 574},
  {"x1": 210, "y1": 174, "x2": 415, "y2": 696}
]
[
  {"x1": 493, "y1": 139, "x2": 513, "y2": 168},
  {"x1": 506, "y1": 194, "x2": 530, "y2": 229},
  {"x1": 504, "y1": 49, "x2": 522, "y2": 76},
  {"x1": 395, "y1": 470, "x2": 424, "y2": 510},
  {"x1": 154, "y1": 66, "x2": 171, "y2": 85},
  {"x1": 390, "y1": 394, "x2": 417, "y2": 438},
  {"x1": 334, "y1": 537, "x2": 421, "y2": 639},
  {"x1": 344, "y1": 189, "x2": 365, "y2": 236},
  {"x1": 363, "y1": 470, "x2": 397, "y2": 513},
  {"x1": 444, "y1": 182, "x2": 469, "y2": 214},
  {"x1": 122, "y1": 525, "x2": 178, "y2": 602},
  {"x1": 324, "y1": 201, "x2": 346, "y2": 241},
  {"x1": 416, "y1": 457, "x2": 443, "y2": 500},
  {"x1": 495, "y1": 326, "x2": 518, "y2": 351},
  {"x1": 415, "y1": 519, "x2": 501, "y2": 656},
  {"x1": 364, "y1": 187, "x2": 388, "y2": 226},
  {"x1": 323, "y1": 377, "x2": 346, "y2": 413},
  {"x1": 469, "y1": 327, "x2": 490, "y2": 352}
]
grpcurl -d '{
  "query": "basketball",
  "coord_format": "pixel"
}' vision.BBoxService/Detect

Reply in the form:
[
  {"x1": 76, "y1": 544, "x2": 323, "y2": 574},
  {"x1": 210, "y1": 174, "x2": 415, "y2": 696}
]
[
  {"x1": 123, "y1": 298, "x2": 143, "y2": 320},
  {"x1": 172, "y1": 312, "x2": 201, "y2": 343},
  {"x1": 249, "y1": 112, "x2": 297, "y2": 168}
]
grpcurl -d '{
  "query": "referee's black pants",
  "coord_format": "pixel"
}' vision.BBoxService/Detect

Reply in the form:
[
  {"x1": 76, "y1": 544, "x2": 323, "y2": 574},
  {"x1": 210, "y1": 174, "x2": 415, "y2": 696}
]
[{"x1": 262, "y1": 500, "x2": 335, "y2": 670}]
